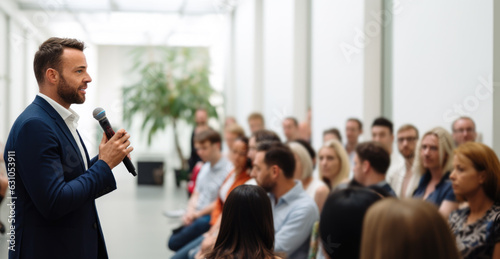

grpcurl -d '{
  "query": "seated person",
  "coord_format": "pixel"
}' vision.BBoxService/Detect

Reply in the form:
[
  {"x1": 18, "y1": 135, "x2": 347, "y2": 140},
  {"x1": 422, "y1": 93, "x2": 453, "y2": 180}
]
[
  {"x1": 251, "y1": 142, "x2": 319, "y2": 259},
  {"x1": 449, "y1": 142, "x2": 500, "y2": 259},
  {"x1": 339, "y1": 141, "x2": 396, "y2": 196},
  {"x1": 361, "y1": 199, "x2": 460, "y2": 259},
  {"x1": 412, "y1": 127, "x2": 458, "y2": 218},
  {"x1": 205, "y1": 185, "x2": 281, "y2": 259},
  {"x1": 172, "y1": 137, "x2": 253, "y2": 259},
  {"x1": 168, "y1": 129, "x2": 232, "y2": 252},
  {"x1": 319, "y1": 187, "x2": 382, "y2": 259}
]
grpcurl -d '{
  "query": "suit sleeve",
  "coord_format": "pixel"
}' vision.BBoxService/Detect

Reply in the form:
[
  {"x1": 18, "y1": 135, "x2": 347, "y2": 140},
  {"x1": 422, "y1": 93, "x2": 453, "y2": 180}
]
[{"x1": 15, "y1": 119, "x2": 116, "y2": 220}]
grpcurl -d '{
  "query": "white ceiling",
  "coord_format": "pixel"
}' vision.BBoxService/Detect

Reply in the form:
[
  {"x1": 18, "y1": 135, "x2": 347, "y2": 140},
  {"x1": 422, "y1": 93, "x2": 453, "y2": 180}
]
[{"x1": 13, "y1": 0, "x2": 236, "y2": 46}]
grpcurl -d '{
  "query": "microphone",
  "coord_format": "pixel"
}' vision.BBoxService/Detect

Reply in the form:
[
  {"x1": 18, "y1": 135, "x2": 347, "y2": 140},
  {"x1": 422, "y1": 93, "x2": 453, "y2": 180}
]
[{"x1": 93, "y1": 108, "x2": 137, "y2": 176}]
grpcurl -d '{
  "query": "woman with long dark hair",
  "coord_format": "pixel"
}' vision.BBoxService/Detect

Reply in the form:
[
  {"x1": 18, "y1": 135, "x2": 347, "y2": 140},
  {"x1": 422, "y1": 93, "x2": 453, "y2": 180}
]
[{"x1": 204, "y1": 185, "x2": 279, "y2": 259}]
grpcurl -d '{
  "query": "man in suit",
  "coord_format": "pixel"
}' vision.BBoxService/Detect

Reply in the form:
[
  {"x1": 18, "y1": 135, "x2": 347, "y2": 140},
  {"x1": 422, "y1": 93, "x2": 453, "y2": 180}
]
[{"x1": 3, "y1": 37, "x2": 133, "y2": 259}]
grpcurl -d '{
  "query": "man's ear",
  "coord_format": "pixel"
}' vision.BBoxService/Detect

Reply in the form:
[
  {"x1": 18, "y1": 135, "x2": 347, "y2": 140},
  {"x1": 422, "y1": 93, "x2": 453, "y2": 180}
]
[
  {"x1": 271, "y1": 165, "x2": 280, "y2": 179},
  {"x1": 362, "y1": 160, "x2": 370, "y2": 174},
  {"x1": 45, "y1": 68, "x2": 59, "y2": 84}
]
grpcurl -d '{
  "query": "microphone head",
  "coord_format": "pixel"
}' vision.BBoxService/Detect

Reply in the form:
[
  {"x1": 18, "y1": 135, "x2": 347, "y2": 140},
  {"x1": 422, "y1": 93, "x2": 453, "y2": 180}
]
[{"x1": 93, "y1": 107, "x2": 106, "y2": 121}]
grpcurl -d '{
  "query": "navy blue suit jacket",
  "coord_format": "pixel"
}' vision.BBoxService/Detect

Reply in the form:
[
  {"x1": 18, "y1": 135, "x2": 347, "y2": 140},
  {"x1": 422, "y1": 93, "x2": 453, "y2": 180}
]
[{"x1": 4, "y1": 96, "x2": 116, "y2": 259}]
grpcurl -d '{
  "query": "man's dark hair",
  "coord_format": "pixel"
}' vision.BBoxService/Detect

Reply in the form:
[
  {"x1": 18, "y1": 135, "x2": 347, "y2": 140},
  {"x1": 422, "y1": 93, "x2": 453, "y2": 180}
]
[
  {"x1": 284, "y1": 117, "x2": 299, "y2": 127},
  {"x1": 194, "y1": 128, "x2": 221, "y2": 144},
  {"x1": 323, "y1": 128, "x2": 343, "y2": 143},
  {"x1": 371, "y1": 117, "x2": 393, "y2": 134},
  {"x1": 253, "y1": 129, "x2": 281, "y2": 144},
  {"x1": 257, "y1": 142, "x2": 295, "y2": 179},
  {"x1": 347, "y1": 118, "x2": 363, "y2": 131},
  {"x1": 355, "y1": 141, "x2": 390, "y2": 175},
  {"x1": 34, "y1": 37, "x2": 85, "y2": 84}
]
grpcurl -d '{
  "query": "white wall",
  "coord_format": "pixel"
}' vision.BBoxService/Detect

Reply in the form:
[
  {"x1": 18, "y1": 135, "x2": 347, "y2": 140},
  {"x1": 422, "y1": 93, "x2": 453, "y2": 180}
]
[
  {"x1": 231, "y1": 0, "x2": 263, "y2": 135},
  {"x1": 311, "y1": 0, "x2": 382, "y2": 151},
  {"x1": 0, "y1": 12, "x2": 7, "y2": 141},
  {"x1": 392, "y1": 0, "x2": 493, "y2": 146}
]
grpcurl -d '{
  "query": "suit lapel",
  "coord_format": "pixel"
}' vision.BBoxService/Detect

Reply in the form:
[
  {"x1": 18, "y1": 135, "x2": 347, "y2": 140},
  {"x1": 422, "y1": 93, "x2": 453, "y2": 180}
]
[{"x1": 33, "y1": 96, "x2": 87, "y2": 172}]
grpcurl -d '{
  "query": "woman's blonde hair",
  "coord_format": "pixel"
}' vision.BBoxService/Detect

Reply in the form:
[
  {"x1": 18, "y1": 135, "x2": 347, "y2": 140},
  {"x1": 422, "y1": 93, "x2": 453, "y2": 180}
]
[
  {"x1": 360, "y1": 199, "x2": 461, "y2": 259},
  {"x1": 454, "y1": 142, "x2": 500, "y2": 202},
  {"x1": 412, "y1": 127, "x2": 455, "y2": 176},
  {"x1": 288, "y1": 142, "x2": 313, "y2": 180},
  {"x1": 319, "y1": 139, "x2": 350, "y2": 189}
]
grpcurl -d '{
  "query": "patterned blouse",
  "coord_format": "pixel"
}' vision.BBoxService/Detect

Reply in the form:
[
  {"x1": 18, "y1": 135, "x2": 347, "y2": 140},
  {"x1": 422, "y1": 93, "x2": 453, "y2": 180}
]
[{"x1": 449, "y1": 203, "x2": 500, "y2": 259}]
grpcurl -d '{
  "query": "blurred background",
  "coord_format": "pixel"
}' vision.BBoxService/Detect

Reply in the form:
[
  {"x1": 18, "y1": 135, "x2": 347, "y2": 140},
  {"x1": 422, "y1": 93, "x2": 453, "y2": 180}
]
[{"x1": 0, "y1": 0, "x2": 499, "y2": 258}]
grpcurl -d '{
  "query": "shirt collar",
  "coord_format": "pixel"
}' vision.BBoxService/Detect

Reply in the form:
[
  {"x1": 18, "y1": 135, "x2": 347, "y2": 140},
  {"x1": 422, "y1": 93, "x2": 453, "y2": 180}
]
[
  {"x1": 38, "y1": 93, "x2": 80, "y2": 126},
  {"x1": 271, "y1": 180, "x2": 304, "y2": 206},
  {"x1": 422, "y1": 170, "x2": 451, "y2": 188}
]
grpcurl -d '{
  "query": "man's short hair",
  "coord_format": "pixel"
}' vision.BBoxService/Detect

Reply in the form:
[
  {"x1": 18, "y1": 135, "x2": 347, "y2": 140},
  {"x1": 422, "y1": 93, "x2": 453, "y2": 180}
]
[
  {"x1": 397, "y1": 124, "x2": 419, "y2": 139},
  {"x1": 253, "y1": 129, "x2": 281, "y2": 143},
  {"x1": 371, "y1": 117, "x2": 393, "y2": 134},
  {"x1": 248, "y1": 112, "x2": 265, "y2": 123},
  {"x1": 347, "y1": 118, "x2": 363, "y2": 131},
  {"x1": 452, "y1": 116, "x2": 476, "y2": 132},
  {"x1": 256, "y1": 142, "x2": 295, "y2": 179},
  {"x1": 34, "y1": 37, "x2": 85, "y2": 84},
  {"x1": 323, "y1": 128, "x2": 343, "y2": 143},
  {"x1": 355, "y1": 141, "x2": 390, "y2": 175},
  {"x1": 194, "y1": 129, "x2": 221, "y2": 144},
  {"x1": 284, "y1": 117, "x2": 299, "y2": 127}
]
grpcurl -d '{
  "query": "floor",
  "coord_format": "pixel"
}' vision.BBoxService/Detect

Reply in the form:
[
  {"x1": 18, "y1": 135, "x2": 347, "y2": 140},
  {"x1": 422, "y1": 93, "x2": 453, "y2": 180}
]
[{"x1": 0, "y1": 166, "x2": 188, "y2": 259}]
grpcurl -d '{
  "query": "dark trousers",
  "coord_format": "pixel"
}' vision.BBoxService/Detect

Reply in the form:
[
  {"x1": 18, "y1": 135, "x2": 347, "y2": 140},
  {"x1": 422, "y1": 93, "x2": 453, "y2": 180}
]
[{"x1": 168, "y1": 215, "x2": 211, "y2": 251}]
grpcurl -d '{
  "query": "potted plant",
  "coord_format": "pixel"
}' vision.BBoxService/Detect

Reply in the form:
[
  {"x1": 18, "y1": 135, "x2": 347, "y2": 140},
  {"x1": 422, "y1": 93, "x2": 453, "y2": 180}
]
[{"x1": 123, "y1": 46, "x2": 218, "y2": 185}]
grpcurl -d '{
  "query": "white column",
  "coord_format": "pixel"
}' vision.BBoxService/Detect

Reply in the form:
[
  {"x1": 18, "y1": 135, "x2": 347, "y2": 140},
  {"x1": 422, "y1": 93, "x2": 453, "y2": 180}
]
[
  {"x1": 262, "y1": 0, "x2": 309, "y2": 138},
  {"x1": 311, "y1": 0, "x2": 383, "y2": 151},
  {"x1": 392, "y1": 0, "x2": 493, "y2": 146},
  {"x1": 231, "y1": 0, "x2": 264, "y2": 134}
]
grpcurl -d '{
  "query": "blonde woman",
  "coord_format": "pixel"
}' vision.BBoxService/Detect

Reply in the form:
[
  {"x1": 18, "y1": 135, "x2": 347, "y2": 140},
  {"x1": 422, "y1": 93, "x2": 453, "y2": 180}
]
[
  {"x1": 412, "y1": 127, "x2": 458, "y2": 217},
  {"x1": 449, "y1": 142, "x2": 500, "y2": 259},
  {"x1": 361, "y1": 199, "x2": 460, "y2": 259},
  {"x1": 318, "y1": 139, "x2": 350, "y2": 190},
  {"x1": 289, "y1": 142, "x2": 329, "y2": 212}
]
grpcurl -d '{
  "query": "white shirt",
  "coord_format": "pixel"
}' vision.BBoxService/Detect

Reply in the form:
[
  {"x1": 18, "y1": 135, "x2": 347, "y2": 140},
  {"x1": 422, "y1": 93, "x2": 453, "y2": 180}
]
[{"x1": 38, "y1": 93, "x2": 88, "y2": 170}]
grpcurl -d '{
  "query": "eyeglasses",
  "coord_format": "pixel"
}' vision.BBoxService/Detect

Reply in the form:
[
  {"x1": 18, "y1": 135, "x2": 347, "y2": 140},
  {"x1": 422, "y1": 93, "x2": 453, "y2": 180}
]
[
  {"x1": 453, "y1": 128, "x2": 475, "y2": 134},
  {"x1": 397, "y1": 137, "x2": 417, "y2": 143}
]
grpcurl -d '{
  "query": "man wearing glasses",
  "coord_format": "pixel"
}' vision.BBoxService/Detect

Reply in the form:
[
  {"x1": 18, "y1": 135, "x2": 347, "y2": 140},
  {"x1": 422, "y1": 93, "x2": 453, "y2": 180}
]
[
  {"x1": 452, "y1": 116, "x2": 477, "y2": 146},
  {"x1": 387, "y1": 124, "x2": 420, "y2": 198}
]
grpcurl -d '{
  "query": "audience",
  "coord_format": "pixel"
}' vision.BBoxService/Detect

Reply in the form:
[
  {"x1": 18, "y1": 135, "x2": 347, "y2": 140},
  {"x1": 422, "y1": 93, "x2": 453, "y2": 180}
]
[
  {"x1": 318, "y1": 139, "x2": 350, "y2": 190},
  {"x1": 188, "y1": 109, "x2": 210, "y2": 172},
  {"x1": 345, "y1": 118, "x2": 363, "y2": 165},
  {"x1": 282, "y1": 117, "x2": 301, "y2": 142},
  {"x1": 452, "y1": 116, "x2": 477, "y2": 146},
  {"x1": 347, "y1": 141, "x2": 396, "y2": 196},
  {"x1": 204, "y1": 185, "x2": 280, "y2": 259},
  {"x1": 412, "y1": 127, "x2": 458, "y2": 217},
  {"x1": 322, "y1": 128, "x2": 342, "y2": 144},
  {"x1": 387, "y1": 124, "x2": 420, "y2": 197},
  {"x1": 361, "y1": 199, "x2": 460, "y2": 259},
  {"x1": 449, "y1": 142, "x2": 500, "y2": 259},
  {"x1": 289, "y1": 142, "x2": 329, "y2": 212},
  {"x1": 248, "y1": 112, "x2": 266, "y2": 134},
  {"x1": 165, "y1": 111, "x2": 494, "y2": 259},
  {"x1": 251, "y1": 142, "x2": 319, "y2": 259},
  {"x1": 319, "y1": 187, "x2": 382, "y2": 259},
  {"x1": 168, "y1": 129, "x2": 232, "y2": 252},
  {"x1": 174, "y1": 137, "x2": 253, "y2": 259}
]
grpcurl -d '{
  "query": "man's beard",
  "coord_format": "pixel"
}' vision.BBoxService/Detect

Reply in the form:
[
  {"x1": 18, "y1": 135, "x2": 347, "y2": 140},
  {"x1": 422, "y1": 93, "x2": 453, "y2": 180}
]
[
  {"x1": 402, "y1": 150, "x2": 415, "y2": 160},
  {"x1": 57, "y1": 74, "x2": 85, "y2": 105}
]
